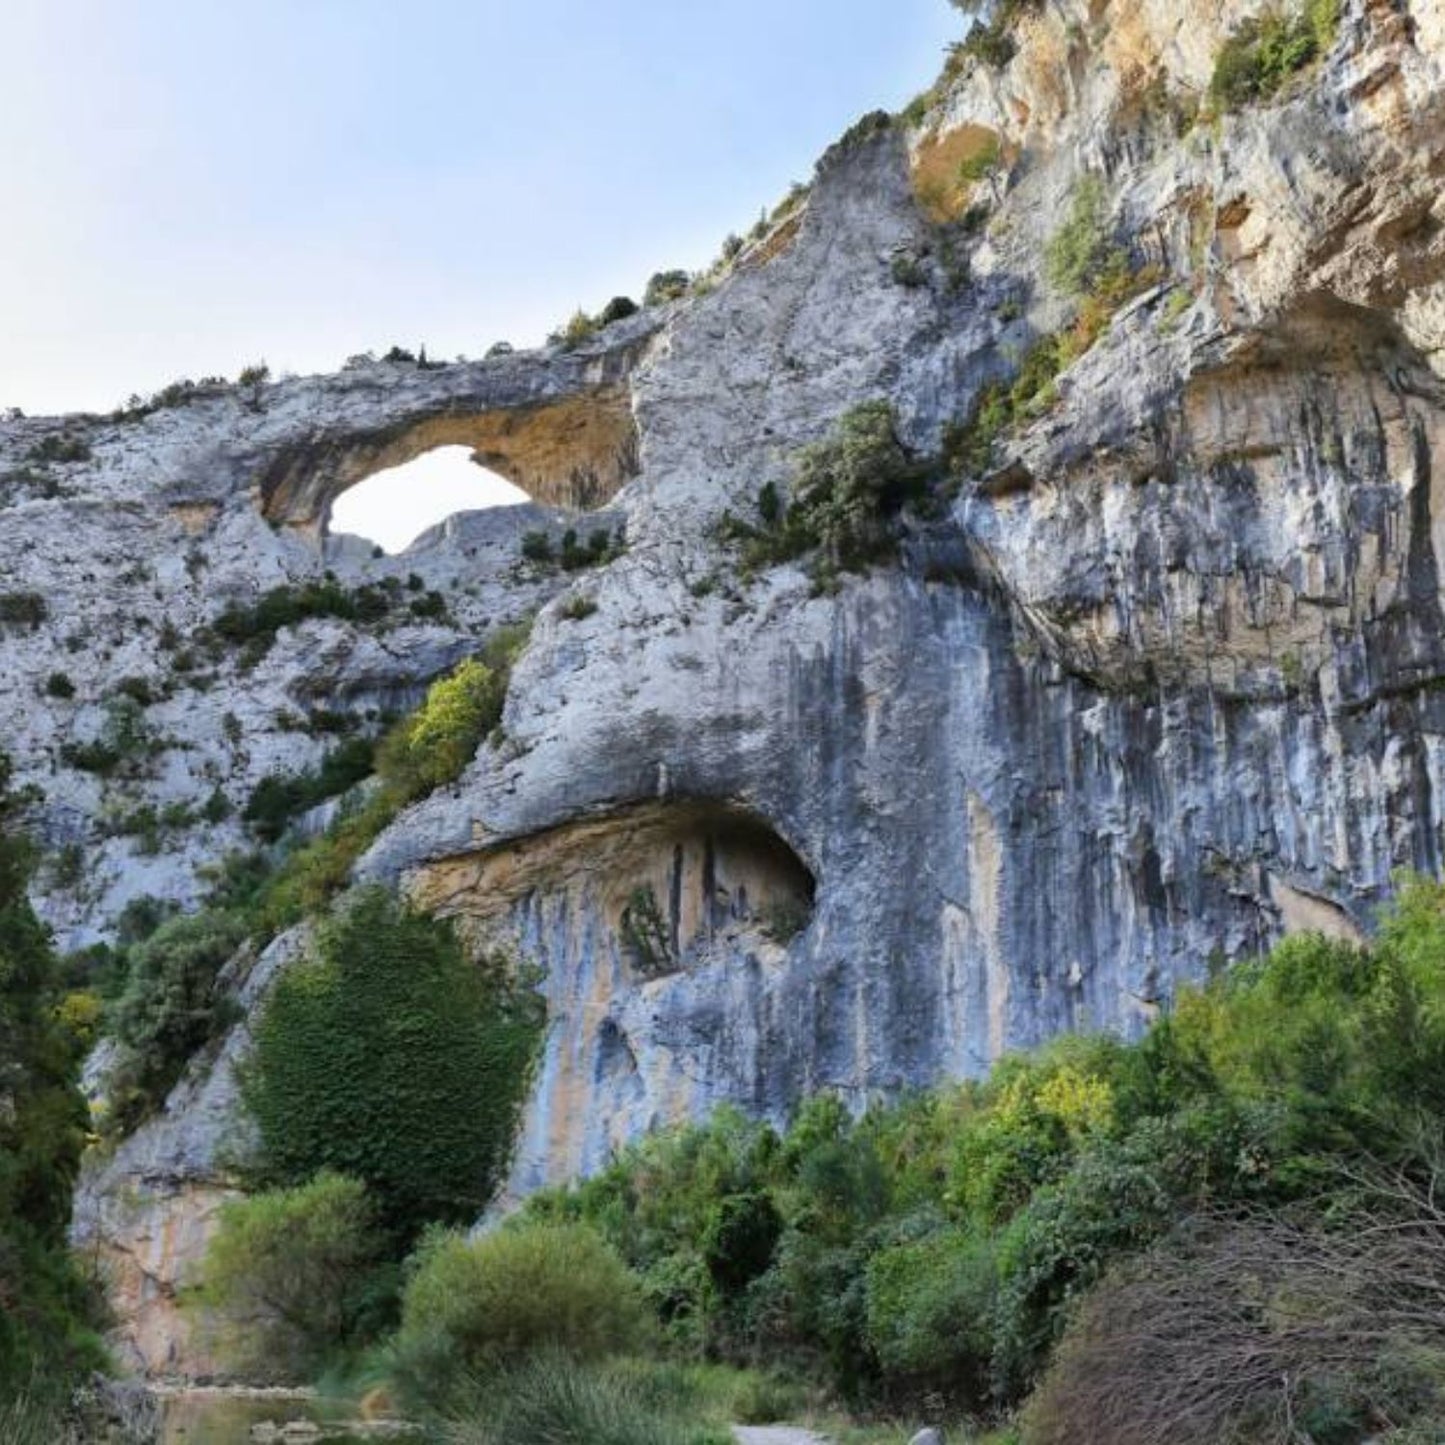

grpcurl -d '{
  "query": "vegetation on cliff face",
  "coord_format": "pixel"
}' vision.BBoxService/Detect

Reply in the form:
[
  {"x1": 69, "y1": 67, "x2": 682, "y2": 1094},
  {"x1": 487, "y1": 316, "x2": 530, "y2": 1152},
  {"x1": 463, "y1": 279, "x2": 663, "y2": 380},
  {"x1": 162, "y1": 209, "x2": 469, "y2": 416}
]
[
  {"x1": 1210, "y1": 0, "x2": 1342, "y2": 110},
  {"x1": 240, "y1": 889, "x2": 542, "y2": 1243},
  {"x1": 717, "y1": 401, "x2": 932, "y2": 589}
]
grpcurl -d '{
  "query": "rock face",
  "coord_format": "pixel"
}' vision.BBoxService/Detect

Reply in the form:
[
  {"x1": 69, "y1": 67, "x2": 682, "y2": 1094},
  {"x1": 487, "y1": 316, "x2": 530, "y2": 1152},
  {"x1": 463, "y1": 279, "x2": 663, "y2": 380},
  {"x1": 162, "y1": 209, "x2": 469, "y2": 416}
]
[{"x1": 28, "y1": 0, "x2": 1445, "y2": 1375}]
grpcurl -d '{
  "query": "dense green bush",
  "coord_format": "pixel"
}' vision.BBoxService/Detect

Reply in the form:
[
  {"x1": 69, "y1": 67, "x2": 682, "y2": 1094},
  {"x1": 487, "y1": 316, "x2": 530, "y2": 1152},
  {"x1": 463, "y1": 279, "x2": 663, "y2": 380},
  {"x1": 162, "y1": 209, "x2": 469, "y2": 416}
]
[
  {"x1": 645, "y1": 271, "x2": 693, "y2": 307},
  {"x1": 0, "y1": 591, "x2": 48, "y2": 628},
  {"x1": 0, "y1": 753, "x2": 103, "y2": 1394},
  {"x1": 394, "y1": 1222, "x2": 648, "y2": 1401},
  {"x1": 106, "y1": 910, "x2": 248, "y2": 1132},
  {"x1": 718, "y1": 402, "x2": 929, "y2": 587},
  {"x1": 1210, "y1": 0, "x2": 1341, "y2": 111},
  {"x1": 243, "y1": 736, "x2": 375, "y2": 842},
  {"x1": 241, "y1": 888, "x2": 542, "y2": 1240},
  {"x1": 200, "y1": 1171, "x2": 387, "y2": 1378}
]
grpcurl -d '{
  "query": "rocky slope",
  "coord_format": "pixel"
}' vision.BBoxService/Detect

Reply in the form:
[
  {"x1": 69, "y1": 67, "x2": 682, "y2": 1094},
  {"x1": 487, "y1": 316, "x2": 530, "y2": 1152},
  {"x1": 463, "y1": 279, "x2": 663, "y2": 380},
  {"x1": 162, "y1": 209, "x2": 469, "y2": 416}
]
[{"x1": 17, "y1": 0, "x2": 1445, "y2": 1374}]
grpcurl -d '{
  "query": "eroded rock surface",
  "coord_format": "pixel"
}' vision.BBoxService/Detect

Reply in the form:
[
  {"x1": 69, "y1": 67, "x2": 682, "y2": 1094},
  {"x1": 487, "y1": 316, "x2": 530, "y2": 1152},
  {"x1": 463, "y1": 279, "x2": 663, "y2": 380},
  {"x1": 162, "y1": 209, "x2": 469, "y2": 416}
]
[{"x1": 28, "y1": 0, "x2": 1445, "y2": 1374}]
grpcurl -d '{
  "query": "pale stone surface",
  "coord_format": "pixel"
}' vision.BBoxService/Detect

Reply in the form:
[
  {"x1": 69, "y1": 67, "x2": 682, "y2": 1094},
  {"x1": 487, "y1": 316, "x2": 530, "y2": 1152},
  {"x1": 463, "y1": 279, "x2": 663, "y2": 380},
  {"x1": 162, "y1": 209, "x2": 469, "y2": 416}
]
[{"x1": 36, "y1": 0, "x2": 1445, "y2": 1376}]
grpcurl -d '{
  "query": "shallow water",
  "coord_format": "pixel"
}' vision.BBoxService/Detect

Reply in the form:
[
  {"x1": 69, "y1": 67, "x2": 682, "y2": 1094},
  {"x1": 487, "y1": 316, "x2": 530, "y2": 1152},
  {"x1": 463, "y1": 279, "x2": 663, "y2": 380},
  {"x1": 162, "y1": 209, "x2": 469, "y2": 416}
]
[{"x1": 158, "y1": 1390, "x2": 409, "y2": 1445}]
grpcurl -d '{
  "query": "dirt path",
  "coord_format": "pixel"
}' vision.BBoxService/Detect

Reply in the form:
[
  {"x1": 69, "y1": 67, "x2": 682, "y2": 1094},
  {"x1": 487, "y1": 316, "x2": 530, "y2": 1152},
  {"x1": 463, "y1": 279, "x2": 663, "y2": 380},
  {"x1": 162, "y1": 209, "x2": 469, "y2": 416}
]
[{"x1": 732, "y1": 1428, "x2": 833, "y2": 1445}]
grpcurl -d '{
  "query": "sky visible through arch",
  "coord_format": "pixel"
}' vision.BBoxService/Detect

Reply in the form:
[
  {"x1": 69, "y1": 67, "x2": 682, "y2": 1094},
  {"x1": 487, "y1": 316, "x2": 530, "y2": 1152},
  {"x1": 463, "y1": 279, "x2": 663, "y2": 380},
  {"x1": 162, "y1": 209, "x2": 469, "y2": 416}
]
[{"x1": 1, "y1": 0, "x2": 963, "y2": 545}]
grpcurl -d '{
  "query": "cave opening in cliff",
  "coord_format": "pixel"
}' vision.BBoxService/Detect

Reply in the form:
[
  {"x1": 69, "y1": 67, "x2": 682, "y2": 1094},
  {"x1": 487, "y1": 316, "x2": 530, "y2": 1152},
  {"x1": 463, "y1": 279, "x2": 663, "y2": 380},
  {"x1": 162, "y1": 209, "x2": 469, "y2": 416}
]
[{"x1": 328, "y1": 445, "x2": 530, "y2": 554}]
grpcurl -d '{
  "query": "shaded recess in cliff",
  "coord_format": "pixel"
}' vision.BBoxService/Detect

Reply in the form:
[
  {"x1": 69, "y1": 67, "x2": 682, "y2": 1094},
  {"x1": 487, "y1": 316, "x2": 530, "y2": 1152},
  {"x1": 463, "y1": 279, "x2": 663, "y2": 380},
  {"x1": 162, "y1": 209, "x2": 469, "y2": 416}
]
[{"x1": 410, "y1": 800, "x2": 818, "y2": 968}]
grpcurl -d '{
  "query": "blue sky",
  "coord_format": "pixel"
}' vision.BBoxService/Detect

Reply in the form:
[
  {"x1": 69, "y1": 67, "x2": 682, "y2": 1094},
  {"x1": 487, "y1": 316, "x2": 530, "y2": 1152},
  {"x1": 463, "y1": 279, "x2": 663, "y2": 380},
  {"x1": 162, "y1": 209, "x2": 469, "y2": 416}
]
[{"x1": 1, "y1": 1, "x2": 961, "y2": 544}]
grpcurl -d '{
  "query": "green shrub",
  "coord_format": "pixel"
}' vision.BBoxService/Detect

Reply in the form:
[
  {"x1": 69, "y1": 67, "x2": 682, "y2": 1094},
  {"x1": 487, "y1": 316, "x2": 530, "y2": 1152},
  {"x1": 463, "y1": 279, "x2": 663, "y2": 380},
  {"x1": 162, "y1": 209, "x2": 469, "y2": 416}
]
[
  {"x1": 951, "y1": 0, "x2": 1045, "y2": 69},
  {"x1": 199, "y1": 1171, "x2": 386, "y2": 1378},
  {"x1": 395, "y1": 1223, "x2": 648, "y2": 1401},
  {"x1": 439, "y1": 1355, "x2": 730, "y2": 1445},
  {"x1": 242, "y1": 889, "x2": 542, "y2": 1240},
  {"x1": 719, "y1": 402, "x2": 928, "y2": 583},
  {"x1": 700, "y1": 1191, "x2": 783, "y2": 1296},
  {"x1": 645, "y1": 271, "x2": 694, "y2": 307},
  {"x1": 554, "y1": 310, "x2": 601, "y2": 349},
  {"x1": 0, "y1": 592, "x2": 47, "y2": 628},
  {"x1": 375, "y1": 649, "x2": 512, "y2": 796},
  {"x1": 1210, "y1": 0, "x2": 1340, "y2": 111},
  {"x1": 60, "y1": 696, "x2": 153, "y2": 778},
  {"x1": 597, "y1": 296, "x2": 639, "y2": 326},
  {"x1": 521, "y1": 530, "x2": 554, "y2": 563},
  {"x1": 243, "y1": 737, "x2": 376, "y2": 843},
  {"x1": 27, "y1": 433, "x2": 91, "y2": 464},
  {"x1": 210, "y1": 578, "x2": 393, "y2": 658},
  {"x1": 1044, "y1": 176, "x2": 1127, "y2": 298},
  {"x1": 560, "y1": 526, "x2": 615, "y2": 571},
  {"x1": 864, "y1": 1226, "x2": 996, "y2": 1393},
  {"x1": 106, "y1": 911, "x2": 248, "y2": 1132},
  {"x1": 559, "y1": 595, "x2": 599, "y2": 622},
  {"x1": 43, "y1": 672, "x2": 75, "y2": 700}
]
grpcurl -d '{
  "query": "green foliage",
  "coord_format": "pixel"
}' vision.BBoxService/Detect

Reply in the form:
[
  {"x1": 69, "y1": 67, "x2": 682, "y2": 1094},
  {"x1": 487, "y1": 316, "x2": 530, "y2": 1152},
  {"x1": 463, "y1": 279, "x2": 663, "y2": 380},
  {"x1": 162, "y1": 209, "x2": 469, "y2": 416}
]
[
  {"x1": 43, "y1": 672, "x2": 75, "y2": 700},
  {"x1": 242, "y1": 889, "x2": 542, "y2": 1241},
  {"x1": 561, "y1": 526, "x2": 616, "y2": 571},
  {"x1": 718, "y1": 402, "x2": 928, "y2": 586},
  {"x1": 645, "y1": 271, "x2": 694, "y2": 307},
  {"x1": 106, "y1": 910, "x2": 248, "y2": 1132},
  {"x1": 951, "y1": 0, "x2": 1046, "y2": 69},
  {"x1": 525, "y1": 882, "x2": 1445, "y2": 1416},
  {"x1": 1044, "y1": 176, "x2": 1127, "y2": 298},
  {"x1": 524, "y1": 526, "x2": 617, "y2": 571},
  {"x1": 243, "y1": 737, "x2": 376, "y2": 843},
  {"x1": 865, "y1": 1226, "x2": 996, "y2": 1391},
  {"x1": 559, "y1": 595, "x2": 599, "y2": 622},
  {"x1": 439, "y1": 1354, "x2": 732, "y2": 1445},
  {"x1": 1210, "y1": 0, "x2": 1341, "y2": 111},
  {"x1": 0, "y1": 753, "x2": 103, "y2": 1394},
  {"x1": 946, "y1": 259, "x2": 1160, "y2": 479},
  {"x1": 27, "y1": 433, "x2": 91, "y2": 464},
  {"x1": 111, "y1": 374, "x2": 230, "y2": 421},
  {"x1": 0, "y1": 592, "x2": 48, "y2": 628},
  {"x1": 200, "y1": 1171, "x2": 387, "y2": 1378},
  {"x1": 394, "y1": 1223, "x2": 648, "y2": 1402},
  {"x1": 375, "y1": 647, "x2": 513, "y2": 797},
  {"x1": 597, "y1": 296, "x2": 640, "y2": 326},
  {"x1": 246, "y1": 629, "x2": 528, "y2": 935},
  {"x1": 620, "y1": 885, "x2": 676, "y2": 977},
  {"x1": 209, "y1": 578, "x2": 395, "y2": 659}
]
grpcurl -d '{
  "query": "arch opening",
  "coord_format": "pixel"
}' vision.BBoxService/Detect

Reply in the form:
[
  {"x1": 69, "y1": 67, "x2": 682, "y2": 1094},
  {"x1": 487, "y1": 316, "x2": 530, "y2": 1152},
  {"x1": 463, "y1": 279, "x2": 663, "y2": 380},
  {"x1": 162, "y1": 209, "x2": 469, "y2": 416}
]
[
  {"x1": 329, "y1": 445, "x2": 530, "y2": 554},
  {"x1": 258, "y1": 387, "x2": 641, "y2": 540}
]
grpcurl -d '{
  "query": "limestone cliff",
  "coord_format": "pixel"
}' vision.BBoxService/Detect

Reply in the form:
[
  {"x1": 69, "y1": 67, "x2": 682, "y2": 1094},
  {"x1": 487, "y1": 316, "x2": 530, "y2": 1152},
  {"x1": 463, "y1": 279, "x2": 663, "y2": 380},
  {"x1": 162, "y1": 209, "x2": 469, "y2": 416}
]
[{"x1": 15, "y1": 0, "x2": 1445, "y2": 1375}]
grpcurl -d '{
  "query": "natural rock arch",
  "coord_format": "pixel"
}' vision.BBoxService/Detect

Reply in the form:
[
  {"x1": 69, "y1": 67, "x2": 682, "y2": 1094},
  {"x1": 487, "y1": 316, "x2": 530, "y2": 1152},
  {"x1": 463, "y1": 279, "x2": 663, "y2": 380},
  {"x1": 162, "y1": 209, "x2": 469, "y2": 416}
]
[{"x1": 260, "y1": 389, "x2": 640, "y2": 536}]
